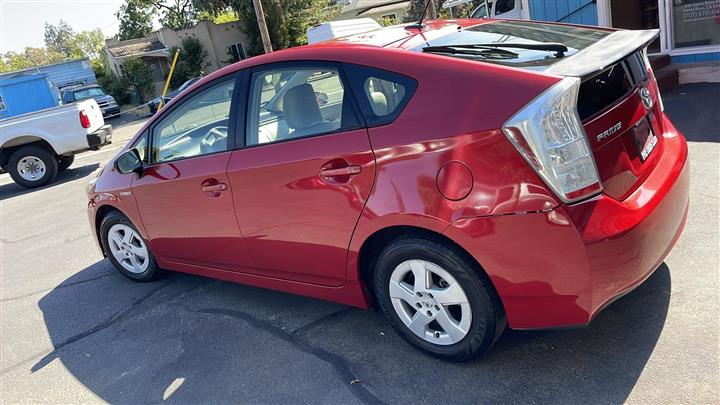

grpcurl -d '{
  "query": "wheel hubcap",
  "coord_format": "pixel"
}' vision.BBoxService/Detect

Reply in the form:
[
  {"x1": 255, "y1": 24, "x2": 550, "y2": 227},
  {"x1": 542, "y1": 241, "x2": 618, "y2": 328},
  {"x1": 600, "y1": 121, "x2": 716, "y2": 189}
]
[
  {"x1": 389, "y1": 259, "x2": 471, "y2": 345},
  {"x1": 17, "y1": 156, "x2": 46, "y2": 181},
  {"x1": 107, "y1": 224, "x2": 149, "y2": 274}
]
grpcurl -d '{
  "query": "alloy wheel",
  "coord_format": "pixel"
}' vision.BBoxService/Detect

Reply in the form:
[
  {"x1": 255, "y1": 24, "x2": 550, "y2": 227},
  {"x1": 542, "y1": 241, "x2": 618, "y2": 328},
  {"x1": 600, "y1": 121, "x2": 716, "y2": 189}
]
[
  {"x1": 389, "y1": 259, "x2": 472, "y2": 345},
  {"x1": 107, "y1": 224, "x2": 149, "y2": 274}
]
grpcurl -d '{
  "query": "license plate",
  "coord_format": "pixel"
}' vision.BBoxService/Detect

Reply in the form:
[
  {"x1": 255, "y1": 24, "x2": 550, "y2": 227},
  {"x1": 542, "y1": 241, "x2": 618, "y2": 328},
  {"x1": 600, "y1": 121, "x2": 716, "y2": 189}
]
[{"x1": 632, "y1": 117, "x2": 657, "y2": 162}]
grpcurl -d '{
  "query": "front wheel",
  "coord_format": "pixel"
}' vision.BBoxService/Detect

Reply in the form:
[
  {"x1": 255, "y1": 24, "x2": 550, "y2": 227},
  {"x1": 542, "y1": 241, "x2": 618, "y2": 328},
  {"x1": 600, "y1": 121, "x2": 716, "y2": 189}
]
[
  {"x1": 100, "y1": 211, "x2": 160, "y2": 281},
  {"x1": 373, "y1": 237, "x2": 505, "y2": 361}
]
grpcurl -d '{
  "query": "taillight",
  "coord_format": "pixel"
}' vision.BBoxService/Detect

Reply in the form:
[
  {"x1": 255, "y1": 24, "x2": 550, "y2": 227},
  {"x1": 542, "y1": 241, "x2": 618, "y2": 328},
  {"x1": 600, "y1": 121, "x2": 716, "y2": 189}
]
[
  {"x1": 502, "y1": 77, "x2": 601, "y2": 203},
  {"x1": 79, "y1": 110, "x2": 91, "y2": 128}
]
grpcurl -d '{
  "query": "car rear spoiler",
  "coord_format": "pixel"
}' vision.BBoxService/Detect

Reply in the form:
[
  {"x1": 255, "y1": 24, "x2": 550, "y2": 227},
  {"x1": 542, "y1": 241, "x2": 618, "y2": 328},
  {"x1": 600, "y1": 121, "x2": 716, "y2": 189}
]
[{"x1": 545, "y1": 29, "x2": 660, "y2": 78}]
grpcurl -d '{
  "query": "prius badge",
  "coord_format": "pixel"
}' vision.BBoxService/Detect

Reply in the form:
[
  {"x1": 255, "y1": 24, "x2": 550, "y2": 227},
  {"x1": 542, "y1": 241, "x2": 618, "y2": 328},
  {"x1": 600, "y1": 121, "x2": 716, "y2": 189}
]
[
  {"x1": 596, "y1": 122, "x2": 622, "y2": 142},
  {"x1": 640, "y1": 87, "x2": 653, "y2": 110}
]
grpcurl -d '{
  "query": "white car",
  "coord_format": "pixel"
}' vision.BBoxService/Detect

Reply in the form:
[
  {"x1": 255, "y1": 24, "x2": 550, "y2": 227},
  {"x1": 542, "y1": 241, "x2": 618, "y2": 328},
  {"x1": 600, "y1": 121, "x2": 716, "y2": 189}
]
[{"x1": 0, "y1": 99, "x2": 111, "y2": 188}]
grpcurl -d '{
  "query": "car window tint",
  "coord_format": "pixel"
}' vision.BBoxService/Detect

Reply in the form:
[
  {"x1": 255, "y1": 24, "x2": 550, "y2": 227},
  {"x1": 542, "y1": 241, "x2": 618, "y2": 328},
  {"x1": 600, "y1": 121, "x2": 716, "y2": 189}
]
[
  {"x1": 344, "y1": 64, "x2": 417, "y2": 127},
  {"x1": 152, "y1": 78, "x2": 234, "y2": 163},
  {"x1": 135, "y1": 133, "x2": 148, "y2": 163},
  {"x1": 247, "y1": 67, "x2": 357, "y2": 146},
  {"x1": 364, "y1": 77, "x2": 407, "y2": 117},
  {"x1": 495, "y1": 0, "x2": 514, "y2": 14}
]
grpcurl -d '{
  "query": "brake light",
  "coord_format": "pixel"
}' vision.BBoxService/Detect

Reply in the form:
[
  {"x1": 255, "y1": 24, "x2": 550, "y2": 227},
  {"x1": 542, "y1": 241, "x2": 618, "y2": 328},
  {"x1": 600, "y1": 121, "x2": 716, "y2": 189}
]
[
  {"x1": 502, "y1": 77, "x2": 601, "y2": 203},
  {"x1": 79, "y1": 110, "x2": 91, "y2": 128}
]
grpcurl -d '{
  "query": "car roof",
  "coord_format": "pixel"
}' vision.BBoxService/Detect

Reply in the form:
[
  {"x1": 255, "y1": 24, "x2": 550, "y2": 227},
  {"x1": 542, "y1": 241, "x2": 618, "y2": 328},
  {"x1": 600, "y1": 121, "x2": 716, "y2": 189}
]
[{"x1": 65, "y1": 84, "x2": 101, "y2": 92}]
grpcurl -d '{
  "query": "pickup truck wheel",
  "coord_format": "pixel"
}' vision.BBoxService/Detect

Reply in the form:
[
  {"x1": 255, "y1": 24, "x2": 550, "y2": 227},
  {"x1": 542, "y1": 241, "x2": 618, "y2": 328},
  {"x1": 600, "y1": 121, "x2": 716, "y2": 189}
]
[
  {"x1": 8, "y1": 146, "x2": 58, "y2": 188},
  {"x1": 58, "y1": 155, "x2": 75, "y2": 171},
  {"x1": 373, "y1": 237, "x2": 505, "y2": 362},
  {"x1": 100, "y1": 211, "x2": 160, "y2": 281}
]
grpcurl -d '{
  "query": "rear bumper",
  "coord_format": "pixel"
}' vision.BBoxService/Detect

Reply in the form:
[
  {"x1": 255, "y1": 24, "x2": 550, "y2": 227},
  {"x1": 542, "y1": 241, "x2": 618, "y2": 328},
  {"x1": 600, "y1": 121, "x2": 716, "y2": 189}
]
[
  {"x1": 87, "y1": 125, "x2": 113, "y2": 150},
  {"x1": 444, "y1": 114, "x2": 689, "y2": 329}
]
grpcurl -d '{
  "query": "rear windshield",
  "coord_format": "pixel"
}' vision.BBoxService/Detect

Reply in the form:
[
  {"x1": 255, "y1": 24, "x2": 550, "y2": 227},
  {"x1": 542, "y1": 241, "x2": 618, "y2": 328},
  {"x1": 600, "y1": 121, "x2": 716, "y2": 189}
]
[{"x1": 416, "y1": 20, "x2": 611, "y2": 70}]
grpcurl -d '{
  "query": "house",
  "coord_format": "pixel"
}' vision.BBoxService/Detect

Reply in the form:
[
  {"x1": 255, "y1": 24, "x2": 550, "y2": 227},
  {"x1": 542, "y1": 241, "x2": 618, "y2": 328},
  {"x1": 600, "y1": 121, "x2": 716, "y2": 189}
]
[
  {"x1": 105, "y1": 21, "x2": 251, "y2": 95},
  {"x1": 337, "y1": 0, "x2": 411, "y2": 24}
]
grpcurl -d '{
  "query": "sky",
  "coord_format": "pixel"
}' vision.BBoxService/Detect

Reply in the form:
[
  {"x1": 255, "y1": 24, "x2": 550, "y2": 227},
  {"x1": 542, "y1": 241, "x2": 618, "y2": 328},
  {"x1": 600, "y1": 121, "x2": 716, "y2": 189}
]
[{"x1": 0, "y1": 0, "x2": 135, "y2": 53}]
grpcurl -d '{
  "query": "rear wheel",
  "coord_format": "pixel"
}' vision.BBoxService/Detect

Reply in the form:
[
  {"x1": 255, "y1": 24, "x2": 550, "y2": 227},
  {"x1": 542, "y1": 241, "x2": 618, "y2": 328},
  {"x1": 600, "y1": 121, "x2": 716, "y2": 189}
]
[
  {"x1": 58, "y1": 155, "x2": 75, "y2": 171},
  {"x1": 373, "y1": 237, "x2": 505, "y2": 361},
  {"x1": 100, "y1": 211, "x2": 160, "y2": 281},
  {"x1": 7, "y1": 145, "x2": 58, "y2": 188}
]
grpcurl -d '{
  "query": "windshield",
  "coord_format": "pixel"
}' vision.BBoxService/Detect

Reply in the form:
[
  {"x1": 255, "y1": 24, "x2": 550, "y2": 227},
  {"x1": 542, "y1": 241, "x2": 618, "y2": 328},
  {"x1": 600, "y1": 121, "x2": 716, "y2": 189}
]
[
  {"x1": 416, "y1": 20, "x2": 611, "y2": 69},
  {"x1": 73, "y1": 87, "x2": 106, "y2": 100}
]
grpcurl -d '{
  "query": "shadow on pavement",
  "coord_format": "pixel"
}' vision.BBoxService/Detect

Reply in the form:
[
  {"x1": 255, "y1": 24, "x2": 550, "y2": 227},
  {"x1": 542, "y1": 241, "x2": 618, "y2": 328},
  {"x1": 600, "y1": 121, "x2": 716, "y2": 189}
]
[
  {"x1": 664, "y1": 83, "x2": 720, "y2": 143},
  {"x1": 34, "y1": 261, "x2": 671, "y2": 403},
  {"x1": 0, "y1": 163, "x2": 99, "y2": 201}
]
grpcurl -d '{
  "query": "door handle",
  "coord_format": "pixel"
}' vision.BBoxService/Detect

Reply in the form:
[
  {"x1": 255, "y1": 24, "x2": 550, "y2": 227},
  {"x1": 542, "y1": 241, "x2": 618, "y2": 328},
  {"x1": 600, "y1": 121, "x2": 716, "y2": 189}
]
[
  {"x1": 201, "y1": 183, "x2": 228, "y2": 193},
  {"x1": 320, "y1": 165, "x2": 361, "y2": 177}
]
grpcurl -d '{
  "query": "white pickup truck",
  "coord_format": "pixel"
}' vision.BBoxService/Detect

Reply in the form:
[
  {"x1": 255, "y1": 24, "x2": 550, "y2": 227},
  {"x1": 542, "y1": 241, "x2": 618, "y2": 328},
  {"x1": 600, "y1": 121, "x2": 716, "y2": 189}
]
[{"x1": 0, "y1": 99, "x2": 112, "y2": 188}]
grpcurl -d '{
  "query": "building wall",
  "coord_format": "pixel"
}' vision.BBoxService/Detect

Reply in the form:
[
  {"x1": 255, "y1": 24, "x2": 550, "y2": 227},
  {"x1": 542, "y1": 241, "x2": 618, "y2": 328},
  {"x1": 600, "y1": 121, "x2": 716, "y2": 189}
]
[
  {"x1": 672, "y1": 52, "x2": 720, "y2": 64},
  {"x1": 157, "y1": 21, "x2": 250, "y2": 73},
  {"x1": 528, "y1": 0, "x2": 597, "y2": 25},
  {"x1": 0, "y1": 73, "x2": 57, "y2": 120}
]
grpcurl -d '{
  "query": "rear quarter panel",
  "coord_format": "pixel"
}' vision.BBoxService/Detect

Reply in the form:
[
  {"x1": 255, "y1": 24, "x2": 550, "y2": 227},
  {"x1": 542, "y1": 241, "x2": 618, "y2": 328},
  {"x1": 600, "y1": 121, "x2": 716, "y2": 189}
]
[{"x1": 335, "y1": 49, "x2": 562, "y2": 284}]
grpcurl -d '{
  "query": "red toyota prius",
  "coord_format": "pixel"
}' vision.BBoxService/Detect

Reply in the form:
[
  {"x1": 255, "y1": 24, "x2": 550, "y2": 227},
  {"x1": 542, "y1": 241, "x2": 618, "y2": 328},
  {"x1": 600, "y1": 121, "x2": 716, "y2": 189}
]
[{"x1": 87, "y1": 19, "x2": 689, "y2": 361}]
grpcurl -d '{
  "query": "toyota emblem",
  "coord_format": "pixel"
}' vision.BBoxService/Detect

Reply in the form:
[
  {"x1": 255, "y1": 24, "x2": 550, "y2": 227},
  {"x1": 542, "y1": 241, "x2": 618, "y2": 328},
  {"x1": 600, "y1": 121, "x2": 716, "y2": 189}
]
[{"x1": 640, "y1": 87, "x2": 653, "y2": 110}]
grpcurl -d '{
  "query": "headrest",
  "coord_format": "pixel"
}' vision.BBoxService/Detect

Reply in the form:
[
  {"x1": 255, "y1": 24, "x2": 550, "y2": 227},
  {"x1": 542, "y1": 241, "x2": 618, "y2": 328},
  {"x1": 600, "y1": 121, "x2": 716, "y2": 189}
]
[{"x1": 283, "y1": 83, "x2": 322, "y2": 130}]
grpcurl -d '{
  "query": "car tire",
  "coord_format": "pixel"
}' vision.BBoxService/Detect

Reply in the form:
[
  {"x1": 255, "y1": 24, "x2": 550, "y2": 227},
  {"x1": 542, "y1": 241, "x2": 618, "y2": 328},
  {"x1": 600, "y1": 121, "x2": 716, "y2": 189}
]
[
  {"x1": 58, "y1": 155, "x2": 75, "y2": 172},
  {"x1": 100, "y1": 211, "x2": 160, "y2": 282},
  {"x1": 7, "y1": 145, "x2": 58, "y2": 188},
  {"x1": 373, "y1": 236, "x2": 506, "y2": 362}
]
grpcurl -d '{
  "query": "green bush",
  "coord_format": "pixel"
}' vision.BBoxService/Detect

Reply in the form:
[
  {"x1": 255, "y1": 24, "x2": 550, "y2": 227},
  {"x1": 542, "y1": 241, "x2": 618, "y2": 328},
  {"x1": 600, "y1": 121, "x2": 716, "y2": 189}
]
[{"x1": 168, "y1": 36, "x2": 209, "y2": 89}]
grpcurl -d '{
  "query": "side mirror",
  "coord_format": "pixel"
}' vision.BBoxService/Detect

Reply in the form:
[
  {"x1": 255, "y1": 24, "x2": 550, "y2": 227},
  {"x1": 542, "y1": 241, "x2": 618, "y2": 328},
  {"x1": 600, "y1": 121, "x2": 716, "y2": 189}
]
[{"x1": 114, "y1": 148, "x2": 143, "y2": 175}]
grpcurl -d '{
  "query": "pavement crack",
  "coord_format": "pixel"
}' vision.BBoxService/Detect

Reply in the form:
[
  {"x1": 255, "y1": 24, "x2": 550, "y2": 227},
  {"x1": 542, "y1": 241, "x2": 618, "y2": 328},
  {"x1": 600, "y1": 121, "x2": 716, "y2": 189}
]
[
  {"x1": 0, "y1": 278, "x2": 176, "y2": 376},
  {"x1": 178, "y1": 305, "x2": 386, "y2": 405},
  {"x1": 0, "y1": 272, "x2": 115, "y2": 303}
]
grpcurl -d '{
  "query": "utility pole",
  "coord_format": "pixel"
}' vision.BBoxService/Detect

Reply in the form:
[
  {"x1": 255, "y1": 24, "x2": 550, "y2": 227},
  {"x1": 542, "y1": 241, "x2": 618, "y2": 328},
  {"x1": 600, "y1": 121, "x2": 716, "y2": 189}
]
[
  {"x1": 252, "y1": 0, "x2": 273, "y2": 54},
  {"x1": 427, "y1": 0, "x2": 438, "y2": 20}
]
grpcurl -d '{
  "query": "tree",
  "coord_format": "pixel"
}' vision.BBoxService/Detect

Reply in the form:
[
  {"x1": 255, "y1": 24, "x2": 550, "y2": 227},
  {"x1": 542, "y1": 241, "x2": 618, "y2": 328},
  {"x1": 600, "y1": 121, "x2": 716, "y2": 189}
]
[
  {"x1": 121, "y1": 58, "x2": 154, "y2": 101},
  {"x1": 403, "y1": 0, "x2": 447, "y2": 22},
  {"x1": 149, "y1": 0, "x2": 198, "y2": 30},
  {"x1": 116, "y1": 0, "x2": 155, "y2": 40},
  {"x1": 44, "y1": 20, "x2": 77, "y2": 57},
  {"x1": 72, "y1": 29, "x2": 105, "y2": 61},
  {"x1": 168, "y1": 36, "x2": 209, "y2": 87},
  {"x1": 194, "y1": 0, "x2": 341, "y2": 55}
]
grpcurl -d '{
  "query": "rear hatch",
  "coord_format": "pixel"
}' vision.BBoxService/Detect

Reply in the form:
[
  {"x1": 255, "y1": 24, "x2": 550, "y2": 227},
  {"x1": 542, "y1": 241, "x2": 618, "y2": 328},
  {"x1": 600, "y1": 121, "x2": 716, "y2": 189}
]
[{"x1": 418, "y1": 21, "x2": 662, "y2": 201}]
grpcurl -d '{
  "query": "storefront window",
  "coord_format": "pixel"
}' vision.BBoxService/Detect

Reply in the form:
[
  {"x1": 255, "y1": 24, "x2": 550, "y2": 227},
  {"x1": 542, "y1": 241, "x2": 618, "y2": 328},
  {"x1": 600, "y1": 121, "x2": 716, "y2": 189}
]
[{"x1": 672, "y1": 0, "x2": 720, "y2": 49}]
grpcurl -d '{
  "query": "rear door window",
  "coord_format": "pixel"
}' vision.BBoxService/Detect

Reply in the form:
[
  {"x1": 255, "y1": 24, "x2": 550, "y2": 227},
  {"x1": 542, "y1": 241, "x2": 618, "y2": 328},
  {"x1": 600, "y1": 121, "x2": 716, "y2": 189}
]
[{"x1": 344, "y1": 64, "x2": 417, "y2": 127}]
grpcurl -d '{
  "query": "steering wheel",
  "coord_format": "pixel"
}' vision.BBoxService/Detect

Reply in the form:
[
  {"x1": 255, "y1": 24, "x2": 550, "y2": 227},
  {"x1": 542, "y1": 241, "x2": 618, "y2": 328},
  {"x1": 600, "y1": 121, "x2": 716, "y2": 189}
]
[{"x1": 200, "y1": 126, "x2": 228, "y2": 154}]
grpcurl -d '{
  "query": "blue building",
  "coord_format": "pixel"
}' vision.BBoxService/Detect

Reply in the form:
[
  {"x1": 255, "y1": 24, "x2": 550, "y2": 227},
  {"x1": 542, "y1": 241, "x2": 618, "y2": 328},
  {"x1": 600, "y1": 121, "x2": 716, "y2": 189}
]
[
  {"x1": 508, "y1": 0, "x2": 719, "y2": 64},
  {"x1": 0, "y1": 58, "x2": 97, "y2": 120},
  {"x1": 0, "y1": 72, "x2": 57, "y2": 120}
]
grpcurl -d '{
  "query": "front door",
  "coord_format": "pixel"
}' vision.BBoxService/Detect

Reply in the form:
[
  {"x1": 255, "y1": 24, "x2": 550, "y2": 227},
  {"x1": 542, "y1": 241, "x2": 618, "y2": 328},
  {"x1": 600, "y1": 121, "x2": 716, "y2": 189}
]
[
  {"x1": 227, "y1": 63, "x2": 375, "y2": 286},
  {"x1": 132, "y1": 75, "x2": 252, "y2": 270}
]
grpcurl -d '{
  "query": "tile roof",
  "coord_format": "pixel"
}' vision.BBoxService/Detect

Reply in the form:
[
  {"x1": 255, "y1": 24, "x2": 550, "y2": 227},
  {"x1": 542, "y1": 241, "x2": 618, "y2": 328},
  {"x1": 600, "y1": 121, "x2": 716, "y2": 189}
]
[{"x1": 107, "y1": 39, "x2": 167, "y2": 58}]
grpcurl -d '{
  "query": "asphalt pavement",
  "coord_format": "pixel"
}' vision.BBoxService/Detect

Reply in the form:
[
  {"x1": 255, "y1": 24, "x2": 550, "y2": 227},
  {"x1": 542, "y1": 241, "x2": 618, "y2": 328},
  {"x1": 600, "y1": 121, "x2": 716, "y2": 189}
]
[{"x1": 1, "y1": 84, "x2": 718, "y2": 404}]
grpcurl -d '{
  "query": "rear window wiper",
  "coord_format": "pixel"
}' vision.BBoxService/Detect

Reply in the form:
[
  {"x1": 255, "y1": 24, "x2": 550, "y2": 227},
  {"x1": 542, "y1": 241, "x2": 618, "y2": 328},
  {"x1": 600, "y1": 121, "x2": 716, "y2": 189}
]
[
  {"x1": 431, "y1": 42, "x2": 569, "y2": 57},
  {"x1": 422, "y1": 45, "x2": 519, "y2": 59}
]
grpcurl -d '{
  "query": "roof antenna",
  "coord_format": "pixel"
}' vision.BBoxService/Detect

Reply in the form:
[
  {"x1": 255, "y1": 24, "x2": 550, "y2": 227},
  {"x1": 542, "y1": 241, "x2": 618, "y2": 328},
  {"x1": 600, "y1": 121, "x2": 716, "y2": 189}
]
[{"x1": 406, "y1": 0, "x2": 434, "y2": 30}]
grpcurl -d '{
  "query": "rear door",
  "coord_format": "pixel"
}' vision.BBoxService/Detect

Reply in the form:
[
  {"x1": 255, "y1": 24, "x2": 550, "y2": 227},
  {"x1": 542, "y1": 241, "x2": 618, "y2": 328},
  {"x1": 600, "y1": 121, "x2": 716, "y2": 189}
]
[
  {"x1": 131, "y1": 74, "x2": 253, "y2": 270},
  {"x1": 226, "y1": 62, "x2": 374, "y2": 286}
]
